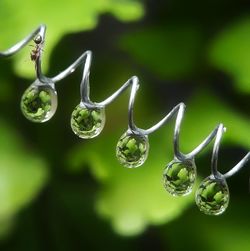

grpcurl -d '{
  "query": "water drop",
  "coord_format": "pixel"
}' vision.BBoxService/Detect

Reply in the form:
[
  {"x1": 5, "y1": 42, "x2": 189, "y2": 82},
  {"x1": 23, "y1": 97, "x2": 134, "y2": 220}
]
[
  {"x1": 71, "y1": 104, "x2": 105, "y2": 139},
  {"x1": 20, "y1": 83, "x2": 57, "y2": 123},
  {"x1": 163, "y1": 160, "x2": 196, "y2": 196},
  {"x1": 195, "y1": 175, "x2": 229, "y2": 215},
  {"x1": 116, "y1": 132, "x2": 149, "y2": 168}
]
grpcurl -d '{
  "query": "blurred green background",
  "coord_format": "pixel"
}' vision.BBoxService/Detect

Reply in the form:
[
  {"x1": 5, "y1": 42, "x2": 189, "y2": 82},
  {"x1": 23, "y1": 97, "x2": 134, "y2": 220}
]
[{"x1": 1, "y1": 0, "x2": 250, "y2": 250}]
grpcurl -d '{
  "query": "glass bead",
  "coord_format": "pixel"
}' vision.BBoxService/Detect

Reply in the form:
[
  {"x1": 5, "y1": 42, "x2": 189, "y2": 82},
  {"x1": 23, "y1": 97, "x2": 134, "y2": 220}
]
[
  {"x1": 71, "y1": 104, "x2": 105, "y2": 139},
  {"x1": 195, "y1": 175, "x2": 229, "y2": 215},
  {"x1": 116, "y1": 132, "x2": 149, "y2": 168},
  {"x1": 163, "y1": 160, "x2": 196, "y2": 196},
  {"x1": 20, "y1": 84, "x2": 57, "y2": 123}
]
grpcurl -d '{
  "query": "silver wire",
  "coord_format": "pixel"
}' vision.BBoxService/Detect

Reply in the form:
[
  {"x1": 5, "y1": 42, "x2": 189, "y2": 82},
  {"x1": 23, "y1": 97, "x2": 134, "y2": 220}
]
[
  {"x1": 0, "y1": 24, "x2": 46, "y2": 57},
  {"x1": 0, "y1": 24, "x2": 48, "y2": 83},
  {"x1": 0, "y1": 24, "x2": 93, "y2": 87},
  {"x1": 1, "y1": 25, "x2": 249, "y2": 180},
  {"x1": 211, "y1": 123, "x2": 250, "y2": 179},
  {"x1": 211, "y1": 124, "x2": 226, "y2": 179},
  {"x1": 224, "y1": 152, "x2": 250, "y2": 179},
  {"x1": 122, "y1": 90, "x2": 222, "y2": 163},
  {"x1": 52, "y1": 50, "x2": 92, "y2": 84},
  {"x1": 172, "y1": 105, "x2": 221, "y2": 162},
  {"x1": 80, "y1": 70, "x2": 226, "y2": 165}
]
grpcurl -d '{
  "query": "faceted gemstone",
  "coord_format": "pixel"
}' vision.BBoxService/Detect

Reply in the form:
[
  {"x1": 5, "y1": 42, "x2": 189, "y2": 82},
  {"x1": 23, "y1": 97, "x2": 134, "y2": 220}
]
[
  {"x1": 20, "y1": 84, "x2": 57, "y2": 123},
  {"x1": 71, "y1": 104, "x2": 105, "y2": 139},
  {"x1": 195, "y1": 175, "x2": 229, "y2": 215},
  {"x1": 116, "y1": 132, "x2": 149, "y2": 168},
  {"x1": 163, "y1": 160, "x2": 196, "y2": 196}
]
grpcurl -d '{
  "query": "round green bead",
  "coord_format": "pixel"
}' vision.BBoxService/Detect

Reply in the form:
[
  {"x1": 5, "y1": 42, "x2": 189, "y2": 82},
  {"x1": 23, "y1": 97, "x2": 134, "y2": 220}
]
[
  {"x1": 195, "y1": 176, "x2": 229, "y2": 215},
  {"x1": 71, "y1": 104, "x2": 105, "y2": 139},
  {"x1": 116, "y1": 132, "x2": 149, "y2": 168},
  {"x1": 163, "y1": 160, "x2": 196, "y2": 196},
  {"x1": 20, "y1": 84, "x2": 57, "y2": 123}
]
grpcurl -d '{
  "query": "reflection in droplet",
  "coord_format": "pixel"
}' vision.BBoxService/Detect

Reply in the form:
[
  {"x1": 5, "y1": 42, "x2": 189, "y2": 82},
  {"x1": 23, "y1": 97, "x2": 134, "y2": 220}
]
[
  {"x1": 195, "y1": 175, "x2": 229, "y2": 215},
  {"x1": 116, "y1": 132, "x2": 149, "y2": 168},
  {"x1": 20, "y1": 84, "x2": 57, "y2": 123},
  {"x1": 71, "y1": 104, "x2": 105, "y2": 139},
  {"x1": 163, "y1": 160, "x2": 196, "y2": 196}
]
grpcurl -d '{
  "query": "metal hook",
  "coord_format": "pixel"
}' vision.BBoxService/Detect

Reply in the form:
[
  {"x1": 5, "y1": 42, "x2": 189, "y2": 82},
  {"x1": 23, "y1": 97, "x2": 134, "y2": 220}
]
[{"x1": 210, "y1": 123, "x2": 250, "y2": 179}]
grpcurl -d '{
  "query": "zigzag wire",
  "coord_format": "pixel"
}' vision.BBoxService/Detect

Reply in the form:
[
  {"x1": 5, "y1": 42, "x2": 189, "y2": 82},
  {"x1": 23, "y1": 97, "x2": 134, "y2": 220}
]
[
  {"x1": 211, "y1": 124, "x2": 250, "y2": 179},
  {"x1": 0, "y1": 25, "x2": 249, "y2": 180}
]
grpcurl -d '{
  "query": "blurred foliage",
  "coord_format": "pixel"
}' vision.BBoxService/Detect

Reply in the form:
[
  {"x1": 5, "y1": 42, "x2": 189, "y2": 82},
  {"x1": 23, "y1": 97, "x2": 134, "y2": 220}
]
[
  {"x1": 209, "y1": 17, "x2": 250, "y2": 93},
  {"x1": 0, "y1": 61, "x2": 14, "y2": 102},
  {"x1": 0, "y1": 0, "x2": 143, "y2": 78},
  {"x1": 1, "y1": 0, "x2": 250, "y2": 250},
  {"x1": 162, "y1": 196, "x2": 250, "y2": 251},
  {"x1": 0, "y1": 119, "x2": 48, "y2": 238},
  {"x1": 119, "y1": 25, "x2": 203, "y2": 80}
]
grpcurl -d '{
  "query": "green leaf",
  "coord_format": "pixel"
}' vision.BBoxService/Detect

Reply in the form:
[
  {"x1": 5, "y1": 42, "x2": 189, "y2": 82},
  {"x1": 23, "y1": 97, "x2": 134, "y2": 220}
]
[
  {"x1": 0, "y1": 119, "x2": 49, "y2": 228},
  {"x1": 0, "y1": 0, "x2": 144, "y2": 78},
  {"x1": 209, "y1": 17, "x2": 250, "y2": 93},
  {"x1": 119, "y1": 25, "x2": 203, "y2": 79}
]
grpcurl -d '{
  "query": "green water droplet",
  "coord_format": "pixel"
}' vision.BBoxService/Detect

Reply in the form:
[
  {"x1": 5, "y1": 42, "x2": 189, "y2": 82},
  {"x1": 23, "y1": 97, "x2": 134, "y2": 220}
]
[
  {"x1": 163, "y1": 160, "x2": 196, "y2": 196},
  {"x1": 195, "y1": 175, "x2": 229, "y2": 215},
  {"x1": 71, "y1": 104, "x2": 105, "y2": 139},
  {"x1": 20, "y1": 84, "x2": 57, "y2": 123},
  {"x1": 116, "y1": 132, "x2": 149, "y2": 168}
]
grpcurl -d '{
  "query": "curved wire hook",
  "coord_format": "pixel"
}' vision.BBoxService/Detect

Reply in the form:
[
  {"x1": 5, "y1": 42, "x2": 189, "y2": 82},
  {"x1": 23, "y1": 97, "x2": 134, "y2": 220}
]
[
  {"x1": 51, "y1": 47, "x2": 140, "y2": 111},
  {"x1": 172, "y1": 104, "x2": 221, "y2": 162},
  {"x1": 0, "y1": 24, "x2": 47, "y2": 83},
  {"x1": 0, "y1": 24, "x2": 46, "y2": 57},
  {"x1": 211, "y1": 123, "x2": 250, "y2": 179},
  {"x1": 123, "y1": 87, "x2": 222, "y2": 163},
  {"x1": 0, "y1": 24, "x2": 94, "y2": 87}
]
